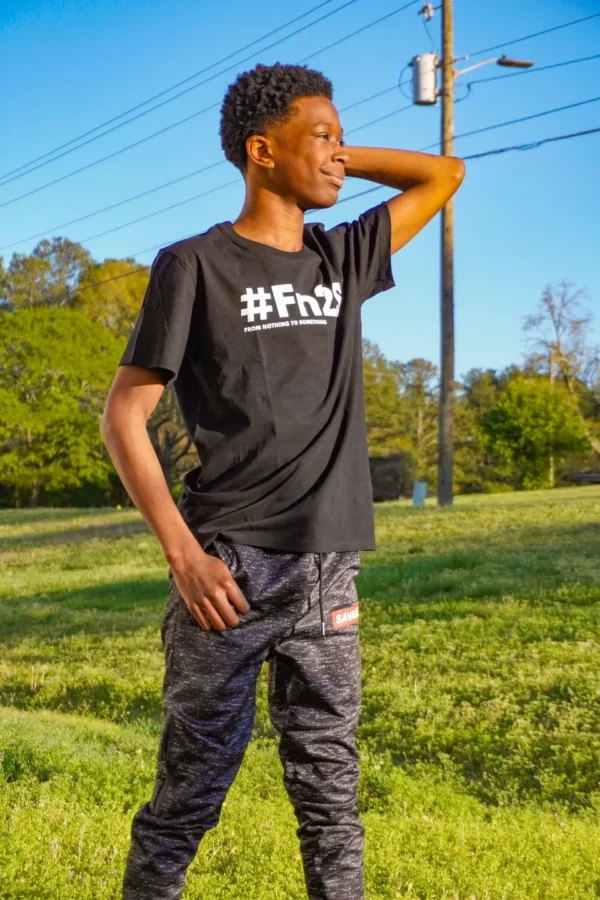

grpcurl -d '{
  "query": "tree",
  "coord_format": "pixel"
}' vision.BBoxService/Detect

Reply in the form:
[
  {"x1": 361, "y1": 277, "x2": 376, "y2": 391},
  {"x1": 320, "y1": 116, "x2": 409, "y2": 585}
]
[
  {"x1": 482, "y1": 377, "x2": 590, "y2": 490},
  {"x1": 396, "y1": 358, "x2": 438, "y2": 483},
  {"x1": 524, "y1": 281, "x2": 600, "y2": 457},
  {"x1": 33, "y1": 237, "x2": 92, "y2": 299},
  {"x1": 75, "y1": 257, "x2": 201, "y2": 494},
  {"x1": 362, "y1": 340, "x2": 405, "y2": 456},
  {"x1": 0, "y1": 253, "x2": 54, "y2": 310},
  {"x1": 524, "y1": 281, "x2": 598, "y2": 390},
  {"x1": 75, "y1": 258, "x2": 196, "y2": 491},
  {"x1": 0, "y1": 256, "x2": 6, "y2": 301},
  {"x1": 0, "y1": 238, "x2": 91, "y2": 310},
  {"x1": 455, "y1": 368, "x2": 513, "y2": 493},
  {"x1": 461, "y1": 368, "x2": 502, "y2": 418},
  {"x1": 74, "y1": 258, "x2": 149, "y2": 339},
  {"x1": 147, "y1": 387, "x2": 195, "y2": 492},
  {"x1": 0, "y1": 307, "x2": 122, "y2": 506}
]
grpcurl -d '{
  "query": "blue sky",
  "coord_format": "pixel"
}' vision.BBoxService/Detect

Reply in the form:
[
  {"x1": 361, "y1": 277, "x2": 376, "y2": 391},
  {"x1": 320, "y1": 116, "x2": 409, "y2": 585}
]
[{"x1": 1, "y1": 0, "x2": 599, "y2": 378}]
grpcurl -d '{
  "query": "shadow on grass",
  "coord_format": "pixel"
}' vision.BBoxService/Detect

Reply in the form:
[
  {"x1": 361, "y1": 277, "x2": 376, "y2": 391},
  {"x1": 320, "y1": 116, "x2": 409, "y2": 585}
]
[
  {"x1": 0, "y1": 574, "x2": 168, "y2": 723},
  {"x1": 0, "y1": 507, "x2": 117, "y2": 526},
  {"x1": 358, "y1": 519, "x2": 600, "y2": 612},
  {"x1": 0, "y1": 678, "x2": 163, "y2": 726},
  {"x1": 0, "y1": 517, "x2": 149, "y2": 551},
  {"x1": 2, "y1": 518, "x2": 597, "y2": 647},
  {"x1": 0, "y1": 575, "x2": 168, "y2": 646}
]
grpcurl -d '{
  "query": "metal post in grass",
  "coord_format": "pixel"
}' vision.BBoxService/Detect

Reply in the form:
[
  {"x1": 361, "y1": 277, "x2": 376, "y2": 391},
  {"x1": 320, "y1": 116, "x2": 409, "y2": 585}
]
[{"x1": 412, "y1": 480, "x2": 427, "y2": 507}]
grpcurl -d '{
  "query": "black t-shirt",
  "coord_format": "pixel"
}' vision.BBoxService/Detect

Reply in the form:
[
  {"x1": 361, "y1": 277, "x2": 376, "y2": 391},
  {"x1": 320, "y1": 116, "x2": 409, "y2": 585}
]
[{"x1": 119, "y1": 202, "x2": 395, "y2": 552}]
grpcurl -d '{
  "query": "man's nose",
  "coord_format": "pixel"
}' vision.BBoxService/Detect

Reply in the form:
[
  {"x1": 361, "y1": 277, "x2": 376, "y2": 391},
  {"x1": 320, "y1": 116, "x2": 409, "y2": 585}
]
[{"x1": 333, "y1": 142, "x2": 349, "y2": 165}]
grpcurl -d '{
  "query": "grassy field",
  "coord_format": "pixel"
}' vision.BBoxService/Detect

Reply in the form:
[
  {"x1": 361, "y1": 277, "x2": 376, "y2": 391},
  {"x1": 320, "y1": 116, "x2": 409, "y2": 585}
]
[{"x1": 0, "y1": 487, "x2": 599, "y2": 899}]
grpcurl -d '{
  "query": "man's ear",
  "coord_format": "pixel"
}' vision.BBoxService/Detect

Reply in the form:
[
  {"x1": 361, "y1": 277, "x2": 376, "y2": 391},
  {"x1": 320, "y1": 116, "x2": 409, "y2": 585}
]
[{"x1": 246, "y1": 134, "x2": 275, "y2": 169}]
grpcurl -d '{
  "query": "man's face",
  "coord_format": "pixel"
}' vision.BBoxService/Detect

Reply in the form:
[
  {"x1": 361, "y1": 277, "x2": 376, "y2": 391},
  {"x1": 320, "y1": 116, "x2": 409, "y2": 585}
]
[{"x1": 263, "y1": 95, "x2": 347, "y2": 211}]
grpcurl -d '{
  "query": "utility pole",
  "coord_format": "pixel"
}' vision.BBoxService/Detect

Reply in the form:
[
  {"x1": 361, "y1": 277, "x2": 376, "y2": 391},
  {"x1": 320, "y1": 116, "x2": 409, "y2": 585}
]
[
  {"x1": 411, "y1": 12, "x2": 533, "y2": 506},
  {"x1": 438, "y1": 0, "x2": 454, "y2": 506}
]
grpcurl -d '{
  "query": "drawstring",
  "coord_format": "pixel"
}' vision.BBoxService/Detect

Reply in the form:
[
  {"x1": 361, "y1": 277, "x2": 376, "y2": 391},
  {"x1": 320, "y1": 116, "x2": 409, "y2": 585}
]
[{"x1": 317, "y1": 553, "x2": 326, "y2": 638}]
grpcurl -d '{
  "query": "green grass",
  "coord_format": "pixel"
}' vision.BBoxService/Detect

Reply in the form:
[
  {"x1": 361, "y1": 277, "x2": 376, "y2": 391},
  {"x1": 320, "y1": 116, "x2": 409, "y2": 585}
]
[{"x1": 1, "y1": 487, "x2": 599, "y2": 898}]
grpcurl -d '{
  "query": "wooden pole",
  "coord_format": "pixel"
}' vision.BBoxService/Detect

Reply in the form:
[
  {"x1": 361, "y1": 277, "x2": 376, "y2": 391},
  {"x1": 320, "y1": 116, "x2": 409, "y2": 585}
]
[{"x1": 437, "y1": 0, "x2": 455, "y2": 506}]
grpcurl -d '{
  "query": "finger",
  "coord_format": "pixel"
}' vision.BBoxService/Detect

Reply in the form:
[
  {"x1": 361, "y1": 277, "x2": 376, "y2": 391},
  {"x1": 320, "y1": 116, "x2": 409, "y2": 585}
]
[
  {"x1": 226, "y1": 579, "x2": 250, "y2": 615},
  {"x1": 212, "y1": 560, "x2": 248, "y2": 614},
  {"x1": 196, "y1": 607, "x2": 212, "y2": 631},
  {"x1": 209, "y1": 588, "x2": 241, "y2": 628},
  {"x1": 199, "y1": 596, "x2": 229, "y2": 631},
  {"x1": 187, "y1": 601, "x2": 212, "y2": 631}
]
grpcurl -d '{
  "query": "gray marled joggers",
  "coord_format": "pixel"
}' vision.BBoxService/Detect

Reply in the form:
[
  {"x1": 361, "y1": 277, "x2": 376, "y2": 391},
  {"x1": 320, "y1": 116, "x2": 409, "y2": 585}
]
[{"x1": 122, "y1": 537, "x2": 364, "y2": 899}]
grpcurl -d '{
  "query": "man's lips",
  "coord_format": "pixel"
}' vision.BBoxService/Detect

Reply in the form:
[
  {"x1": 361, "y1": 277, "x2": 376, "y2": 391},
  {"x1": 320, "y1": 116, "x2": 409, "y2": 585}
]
[{"x1": 322, "y1": 170, "x2": 345, "y2": 189}]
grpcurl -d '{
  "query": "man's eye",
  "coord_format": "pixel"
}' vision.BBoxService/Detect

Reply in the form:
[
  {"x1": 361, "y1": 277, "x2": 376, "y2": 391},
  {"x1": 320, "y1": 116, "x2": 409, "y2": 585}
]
[{"x1": 316, "y1": 132, "x2": 344, "y2": 145}]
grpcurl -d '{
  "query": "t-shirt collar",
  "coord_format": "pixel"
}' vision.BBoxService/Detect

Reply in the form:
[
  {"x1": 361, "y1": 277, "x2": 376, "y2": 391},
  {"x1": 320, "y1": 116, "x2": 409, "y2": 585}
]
[{"x1": 216, "y1": 221, "x2": 315, "y2": 261}]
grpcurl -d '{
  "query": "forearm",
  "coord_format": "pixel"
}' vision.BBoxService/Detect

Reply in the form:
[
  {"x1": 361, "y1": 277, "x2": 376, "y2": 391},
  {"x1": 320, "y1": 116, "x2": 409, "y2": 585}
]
[
  {"x1": 344, "y1": 145, "x2": 465, "y2": 253},
  {"x1": 344, "y1": 145, "x2": 464, "y2": 191},
  {"x1": 101, "y1": 411, "x2": 201, "y2": 567}
]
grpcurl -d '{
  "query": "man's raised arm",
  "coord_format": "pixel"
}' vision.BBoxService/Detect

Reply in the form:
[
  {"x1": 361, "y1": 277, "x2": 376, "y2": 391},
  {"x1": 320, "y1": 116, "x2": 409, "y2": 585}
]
[{"x1": 344, "y1": 146, "x2": 465, "y2": 253}]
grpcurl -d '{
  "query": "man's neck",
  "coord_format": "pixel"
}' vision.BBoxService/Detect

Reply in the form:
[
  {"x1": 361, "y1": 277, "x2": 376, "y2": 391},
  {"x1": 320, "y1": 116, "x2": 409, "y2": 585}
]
[{"x1": 232, "y1": 189, "x2": 306, "y2": 253}]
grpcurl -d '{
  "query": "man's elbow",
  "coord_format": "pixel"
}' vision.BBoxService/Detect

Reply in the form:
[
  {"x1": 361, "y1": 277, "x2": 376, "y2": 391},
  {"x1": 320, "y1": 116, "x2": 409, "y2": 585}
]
[
  {"x1": 101, "y1": 394, "x2": 149, "y2": 448},
  {"x1": 100, "y1": 405, "x2": 115, "y2": 447},
  {"x1": 100, "y1": 396, "x2": 126, "y2": 447},
  {"x1": 437, "y1": 156, "x2": 465, "y2": 203},
  {"x1": 448, "y1": 156, "x2": 466, "y2": 188}
]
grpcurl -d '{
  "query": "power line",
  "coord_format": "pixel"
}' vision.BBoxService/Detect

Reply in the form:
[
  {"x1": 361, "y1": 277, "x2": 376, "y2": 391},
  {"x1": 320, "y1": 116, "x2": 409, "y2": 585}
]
[
  {"x1": 344, "y1": 103, "x2": 413, "y2": 135},
  {"x1": 4, "y1": 5, "x2": 596, "y2": 210},
  {"x1": 337, "y1": 83, "x2": 400, "y2": 113},
  {"x1": 0, "y1": 0, "x2": 419, "y2": 193},
  {"x1": 3, "y1": 7, "x2": 594, "y2": 216},
  {"x1": 71, "y1": 223, "x2": 218, "y2": 284},
  {"x1": 466, "y1": 52, "x2": 600, "y2": 87},
  {"x1": 420, "y1": 96, "x2": 600, "y2": 151},
  {"x1": 65, "y1": 122, "x2": 600, "y2": 296},
  {"x1": 461, "y1": 125, "x2": 600, "y2": 160},
  {"x1": 421, "y1": 12, "x2": 438, "y2": 53},
  {"x1": 6, "y1": 92, "x2": 596, "y2": 252},
  {"x1": 0, "y1": 100, "x2": 223, "y2": 211},
  {"x1": 0, "y1": 161, "x2": 228, "y2": 251},
  {"x1": 456, "y1": 96, "x2": 600, "y2": 141},
  {"x1": 333, "y1": 124, "x2": 600, "y2": 203},
  {"x1": 9, "y1": 48, "x2": 596, "y2": 251},
  {"x1": 468, "y1": 12, "x2": 600, "y2": 59},
  {"x1": 0, "y1": 0, "x2": 358, "y2": 186},
  {"x1": 297, "y1": 0, "x2": 419, "y2": 63},
  {"x1": 5, "y1": 32, "x2": 598, "y2": 248},
  {"x1": 76, "y1": 180, "x2": 240, "y2": 244},
  {"x1": 20, "y1": 101, "x2": 415, "y2": 249},
  {"x1": 0, "y1": 2, "x2": 417, "y2": 210},
  {"x1": 73, "y1": 263, "x2": 150, "y2": 288},
  {"x1": 329, "y1": 184, "x2": 384, "y2": 207},
  {"x1": 1, "y1": 82, "x2": 405, "y2": 251},
  {"x1": 48, "y1": 101, "x2": 416, "y2": 247}
]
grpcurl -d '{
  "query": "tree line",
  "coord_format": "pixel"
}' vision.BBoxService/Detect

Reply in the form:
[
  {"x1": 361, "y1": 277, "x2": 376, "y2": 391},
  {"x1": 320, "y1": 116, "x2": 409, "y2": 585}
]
[{"x1": 1, "y1": 238, "x2": 598, "y2": 507}]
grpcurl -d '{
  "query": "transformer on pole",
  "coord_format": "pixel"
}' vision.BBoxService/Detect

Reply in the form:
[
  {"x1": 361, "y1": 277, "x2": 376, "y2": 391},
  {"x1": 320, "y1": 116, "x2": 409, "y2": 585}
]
[{"x1": 410, "y1": 53, "x2": 438, "y2": 105}]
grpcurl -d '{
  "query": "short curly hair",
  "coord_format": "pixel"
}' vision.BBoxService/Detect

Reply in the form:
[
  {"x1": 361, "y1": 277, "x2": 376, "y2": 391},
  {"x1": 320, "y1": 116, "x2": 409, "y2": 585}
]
[{"x1": 219, "y1": 62, "x2": 334, "y2": 171}]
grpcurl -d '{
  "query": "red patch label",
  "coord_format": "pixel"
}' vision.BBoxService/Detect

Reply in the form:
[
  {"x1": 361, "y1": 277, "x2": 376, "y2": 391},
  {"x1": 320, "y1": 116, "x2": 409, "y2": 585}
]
[{"x1": 331, "y1": 602, "x2": 359, "y2": 629}]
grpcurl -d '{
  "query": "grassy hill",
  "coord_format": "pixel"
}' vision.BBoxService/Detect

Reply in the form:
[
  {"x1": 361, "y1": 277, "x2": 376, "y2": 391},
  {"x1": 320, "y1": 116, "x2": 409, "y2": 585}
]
[{"x1": 1, "y1": 487, "x2": 599, "y2": 898}]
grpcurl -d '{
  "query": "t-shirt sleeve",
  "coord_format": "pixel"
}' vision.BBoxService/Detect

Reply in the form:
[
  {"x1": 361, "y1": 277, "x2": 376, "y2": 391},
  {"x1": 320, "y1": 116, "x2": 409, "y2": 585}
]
[
  {"x1": 326, "y1": 201, "x2": 395, "y2": 304},
  {"x1": 119, "y1": 250, "x2": 196, "y2": 384}
]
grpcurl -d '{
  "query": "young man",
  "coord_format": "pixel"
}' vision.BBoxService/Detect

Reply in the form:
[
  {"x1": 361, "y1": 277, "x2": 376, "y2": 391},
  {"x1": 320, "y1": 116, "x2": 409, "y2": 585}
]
[{"x1": 102, "y1": 62, "x2": 464, "y2": 900}]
